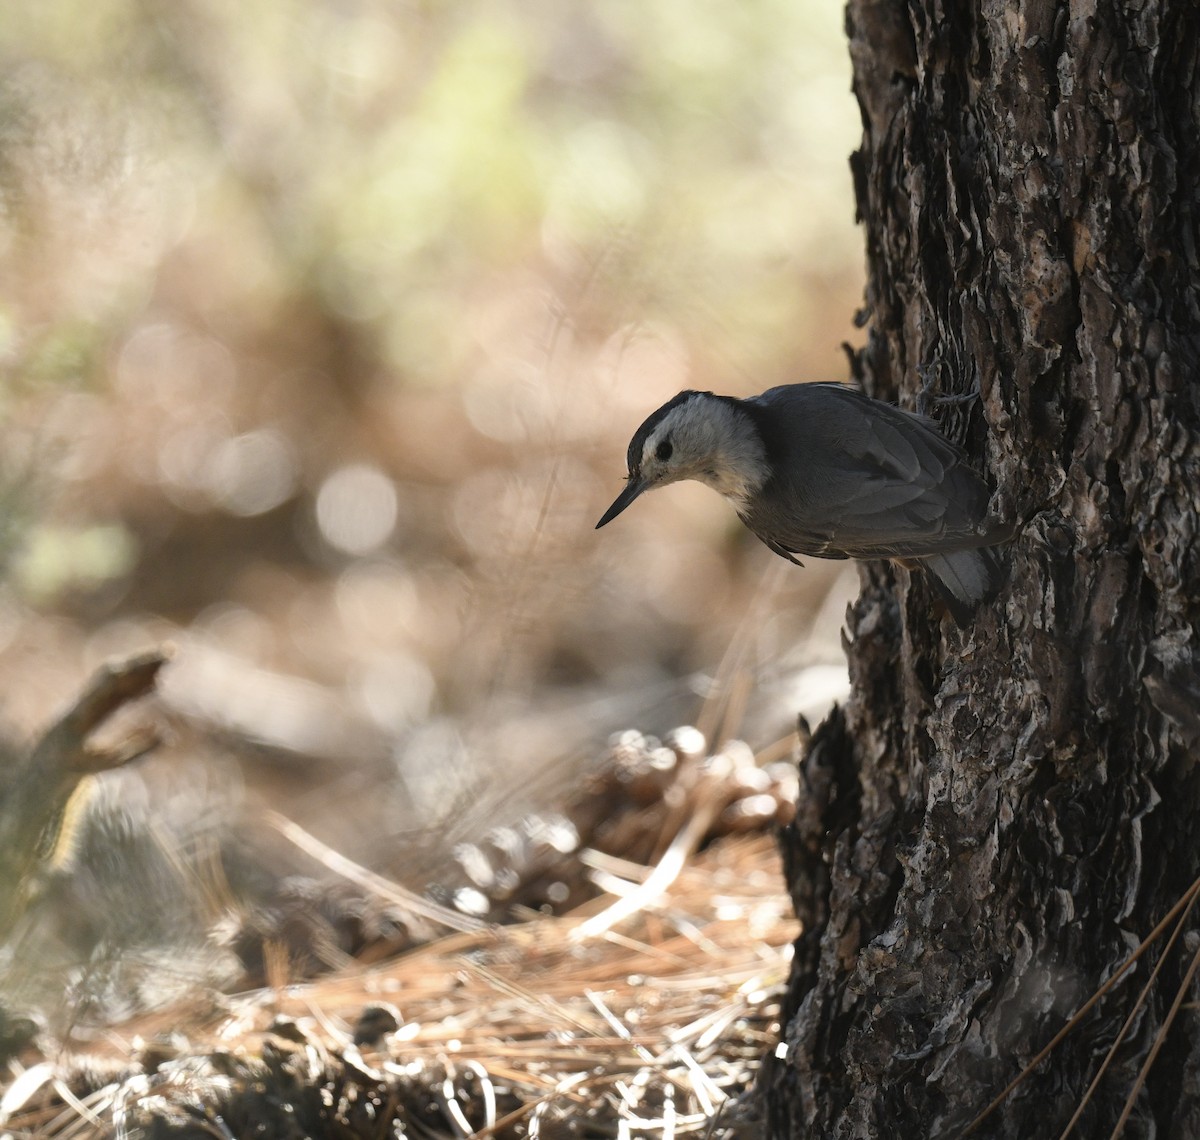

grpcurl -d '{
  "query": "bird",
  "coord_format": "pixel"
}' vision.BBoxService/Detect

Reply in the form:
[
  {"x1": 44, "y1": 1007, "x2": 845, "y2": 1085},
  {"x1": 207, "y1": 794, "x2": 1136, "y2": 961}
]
[{"x1": 595, "y1": 382, "x2": 1013, "y2": 625}]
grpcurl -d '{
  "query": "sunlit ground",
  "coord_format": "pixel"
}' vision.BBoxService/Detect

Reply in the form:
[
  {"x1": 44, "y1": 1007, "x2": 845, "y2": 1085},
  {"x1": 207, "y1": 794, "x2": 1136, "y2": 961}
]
[{"x1": 0, "y1": 0, "x2": 864, "y2": 1018}]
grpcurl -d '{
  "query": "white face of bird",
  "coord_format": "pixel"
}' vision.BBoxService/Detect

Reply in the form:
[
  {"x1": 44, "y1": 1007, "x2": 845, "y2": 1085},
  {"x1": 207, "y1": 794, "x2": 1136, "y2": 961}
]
[
  {"x1": 636, "y1": 409, "x2": 695, "y2": 488},
  {"x1": 596, "y1": 394, "x2": 769, "y2": 529},
  {"x1": 638, "y1": 398, "x2": 768, "y2": 504}
]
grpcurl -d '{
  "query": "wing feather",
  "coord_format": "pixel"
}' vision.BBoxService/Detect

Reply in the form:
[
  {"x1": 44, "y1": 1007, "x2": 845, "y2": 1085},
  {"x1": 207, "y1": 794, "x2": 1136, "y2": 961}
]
[{"x1": 740, "y1": 384, "x2": 1004, "y2": 560}]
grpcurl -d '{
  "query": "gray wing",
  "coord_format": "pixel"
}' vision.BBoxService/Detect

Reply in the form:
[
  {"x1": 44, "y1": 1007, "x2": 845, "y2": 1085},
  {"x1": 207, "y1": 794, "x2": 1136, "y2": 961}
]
[{"x1": 742, "y1": 384, "x2": 1005, "y2": 560}]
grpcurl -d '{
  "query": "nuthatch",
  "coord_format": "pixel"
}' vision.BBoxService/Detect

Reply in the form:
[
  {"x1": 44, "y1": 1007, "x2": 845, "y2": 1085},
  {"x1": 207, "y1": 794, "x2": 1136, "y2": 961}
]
[{"x1": 596, "y1": 383, "x2": 1012, "y2": 624}]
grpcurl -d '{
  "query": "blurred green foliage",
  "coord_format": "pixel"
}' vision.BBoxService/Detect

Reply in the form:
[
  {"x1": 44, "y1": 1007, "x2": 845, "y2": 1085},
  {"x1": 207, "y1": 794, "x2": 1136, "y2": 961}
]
[
  {"x1": 13, "y1": 521, "x2": 137, "y2": 602},
  {"x1": 0, "y1": 0, "x2": 862, "y2": 729},
  {"x1": 0, "y1": 0, "x2": 859, "y2": 388}
]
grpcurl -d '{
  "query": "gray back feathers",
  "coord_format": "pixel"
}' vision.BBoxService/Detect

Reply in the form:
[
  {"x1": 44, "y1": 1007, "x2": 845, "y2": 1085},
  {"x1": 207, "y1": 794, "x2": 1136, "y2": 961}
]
[{"x1": 739, "y1": 383, "x2": 1007, "y2": 560}]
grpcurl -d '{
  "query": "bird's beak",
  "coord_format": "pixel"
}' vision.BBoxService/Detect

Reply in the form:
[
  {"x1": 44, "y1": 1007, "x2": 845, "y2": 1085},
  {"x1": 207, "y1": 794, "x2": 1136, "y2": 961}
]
[{"x1": 596, "y1": 476, "x2": 648, "y2": 528}]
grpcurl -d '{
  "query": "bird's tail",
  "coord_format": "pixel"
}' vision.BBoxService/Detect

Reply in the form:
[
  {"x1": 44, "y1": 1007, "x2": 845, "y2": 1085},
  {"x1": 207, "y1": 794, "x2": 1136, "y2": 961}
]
[{"x1": 919, "y1": 547, "x2": 1008, "y2": 626}]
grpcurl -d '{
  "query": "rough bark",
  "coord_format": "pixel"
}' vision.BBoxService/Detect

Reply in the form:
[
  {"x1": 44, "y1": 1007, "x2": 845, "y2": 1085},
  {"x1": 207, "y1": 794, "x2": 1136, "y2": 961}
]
[{"x1": 765, "y1": 2, "x2": 1200, "y2": 1136}]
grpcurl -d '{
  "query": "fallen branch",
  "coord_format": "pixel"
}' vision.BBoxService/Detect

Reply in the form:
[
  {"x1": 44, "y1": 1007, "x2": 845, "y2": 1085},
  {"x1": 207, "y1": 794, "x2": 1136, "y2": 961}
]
[{"x1": 0, "y1": 649, "x2": 170, "y2": 934}]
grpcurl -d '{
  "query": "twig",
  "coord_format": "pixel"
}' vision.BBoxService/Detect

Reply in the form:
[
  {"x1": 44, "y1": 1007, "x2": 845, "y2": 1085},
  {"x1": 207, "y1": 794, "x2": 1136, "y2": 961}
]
[
  {"x1": 964, "y1": 872, "x2": 1200, "y2": 1136},
  {"x1": 31, "y1": 650, "x2": 169, "y2": 773},
  {"x1": 0, "y1": 649, "x2": 170, "y2": 933}
]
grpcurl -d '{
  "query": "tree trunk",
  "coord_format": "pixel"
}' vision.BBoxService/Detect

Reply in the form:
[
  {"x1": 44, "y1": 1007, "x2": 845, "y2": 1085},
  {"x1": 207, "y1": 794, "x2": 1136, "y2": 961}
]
[{"x1": 763, "y1": 2, "x2": 1200, "y2": 1136}]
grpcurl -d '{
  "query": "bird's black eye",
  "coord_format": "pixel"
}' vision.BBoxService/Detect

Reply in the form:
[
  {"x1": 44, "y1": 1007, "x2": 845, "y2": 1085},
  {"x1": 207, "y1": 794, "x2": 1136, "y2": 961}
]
[{"x1": 655, "y1": 439, "x2": 673, "y2": 462}]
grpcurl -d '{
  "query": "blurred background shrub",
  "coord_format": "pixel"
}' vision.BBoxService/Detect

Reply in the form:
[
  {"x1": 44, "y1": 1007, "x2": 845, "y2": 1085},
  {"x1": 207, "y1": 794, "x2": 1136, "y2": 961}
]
[{"x1": 0, "y1": 0, "x2": 863, "y2": 883}]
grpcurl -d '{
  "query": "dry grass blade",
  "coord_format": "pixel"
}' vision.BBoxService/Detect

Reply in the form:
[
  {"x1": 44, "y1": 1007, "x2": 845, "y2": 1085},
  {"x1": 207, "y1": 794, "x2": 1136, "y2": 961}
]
[
  {"x1": 463, "y1": 1060, "x2": 497, "y2": 1132},
  {"x1": 1057, "y1": 875, "x2": 1200, "y2": 1138},
  {"x1": 263, "y1": 809, "x2": 485, "y2": 935},
  {"x1": 437, "y1": 1069, "x2": 475, "y2": 1138},
  {"x1": 586, "y1": 989, "x2": 657, "y2": 1064},
  {"x1": 49, "y1": 1081, "x2": 106, "y2": 1133},
  {"x1": 664, "y1": 1041, "x2": 720, "y2": 1118},
  {"x1": 8, "y1": 831, "x2": 790, "y2": 1137},
  {"x1": 459, "y1": 959, "x2": 608, "y2": 1038},
  {"x1": 571, "y1": 777, "x2": 725, "y2": 943},
  {"x1": 696, "y1": 560, "x2": 789, "y2": 749},
  {"x1": 1107, "y1": 932, "x2": 1200, "y2": 1138},
  {"x1": 0, "y1": 1062, "x2": 55, "y2": 1124},
  {"x1": 964, "y1": 871, "x2": 1200, "y2": 1137},
  {"x1": 527, "y1": 1071, "x2": 591, "y2": 1139}
]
